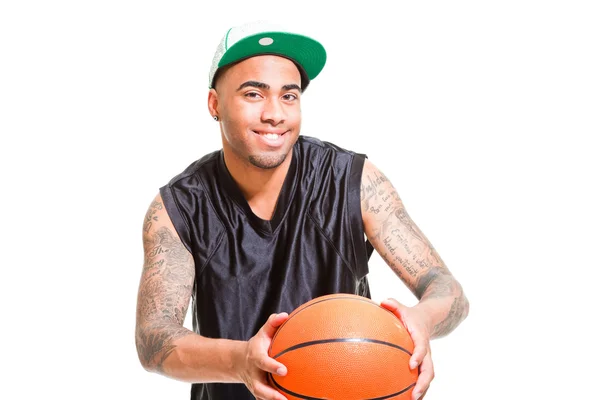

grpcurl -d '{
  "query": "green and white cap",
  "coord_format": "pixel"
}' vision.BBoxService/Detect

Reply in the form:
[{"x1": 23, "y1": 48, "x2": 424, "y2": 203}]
[{"x1": 208, "y1": 21, "x2": 327, "y2": 90}]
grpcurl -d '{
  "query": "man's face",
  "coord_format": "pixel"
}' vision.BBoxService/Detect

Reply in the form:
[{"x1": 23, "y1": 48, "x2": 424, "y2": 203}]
[{"x1": 212, "y1": 55, "x2": 302, "y2": 169}]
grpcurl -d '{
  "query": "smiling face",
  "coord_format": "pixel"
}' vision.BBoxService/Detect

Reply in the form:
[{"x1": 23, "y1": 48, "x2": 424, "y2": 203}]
[{"x1": 208, "y1": 55, "x2": 302, "y2": 170}]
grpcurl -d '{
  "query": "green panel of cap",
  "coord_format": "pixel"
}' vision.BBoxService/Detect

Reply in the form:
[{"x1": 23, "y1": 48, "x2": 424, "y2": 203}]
[{"x1": 218, "y1": 32, "x2": 326, "y2": 80}]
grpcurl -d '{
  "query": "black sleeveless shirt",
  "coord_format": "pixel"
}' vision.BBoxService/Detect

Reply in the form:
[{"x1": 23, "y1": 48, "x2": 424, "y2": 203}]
[{"x1": 159, "y1": 136, "x2": 372, "y2": 399}]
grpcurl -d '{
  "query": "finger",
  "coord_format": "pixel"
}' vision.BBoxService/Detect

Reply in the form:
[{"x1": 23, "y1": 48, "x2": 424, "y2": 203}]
[
  {"x1": 261, "y1": 312, "x2": 289, "y2": 339},
  {"x1": 413, "y1": 387, "x2": 429, "y2": 400},
  {"x1": 404, "y1": 323, "x2": 428, "y2": 370},
  {"x1": 255, "y1": 354, "x2": 287, "y2": 376},
  {"x1": 409, "y1": 340, "x2": 428, "y2": 370},
  {"x1": 412, "y1": 351, "x2": 434, "y2": 400},
  {"x1": 253, "y1": 379, "x2": 288, "y2": 400}
]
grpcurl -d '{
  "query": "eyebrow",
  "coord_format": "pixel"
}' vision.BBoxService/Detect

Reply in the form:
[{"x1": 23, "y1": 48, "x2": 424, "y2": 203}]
[
  {"x1": 282, "y1": 84, "x2": 301, "y2": 92},
  {"x1": 236, "y1": 81, "x2": 301, "y2": 92}
]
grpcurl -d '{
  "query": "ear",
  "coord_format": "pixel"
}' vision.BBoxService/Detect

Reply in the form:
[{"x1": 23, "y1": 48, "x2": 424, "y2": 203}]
[{"x1": 207, "y1": 88, "x2": 219, "y2": 119}]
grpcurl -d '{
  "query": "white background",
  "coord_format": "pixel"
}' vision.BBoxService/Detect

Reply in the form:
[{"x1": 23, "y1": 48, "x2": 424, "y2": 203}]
[{"x1": 1, "y1": 1, "x2": 598, "y2": 399}]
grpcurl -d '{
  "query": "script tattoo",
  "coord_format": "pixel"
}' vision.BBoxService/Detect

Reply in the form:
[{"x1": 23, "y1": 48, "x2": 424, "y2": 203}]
[
  {"x1": 143, "y1": 200, "x2": 163, "y2": 233},
  {"x1": 136, "y1": 200, "x2": 194, "y2": 372},
  {"x1": 360, "y1": 171, "x2": 390, "y2": 212},
  {"x1": 361, "y1": 166, "x2": 444, "y2": 288},
  {"x1": 360, "y1": 162, "x2": 468, "y2": 338}
]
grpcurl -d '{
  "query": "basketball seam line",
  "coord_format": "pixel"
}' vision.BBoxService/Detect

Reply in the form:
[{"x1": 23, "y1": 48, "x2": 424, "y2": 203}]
[
  {"x1": 365, "y1": 383, "x2": 417, "y2": 400},
  {"x1": 268, "y1": 373, "x2": 326, "y2": 400},
  {"x1": 272, "y1": 337, "x2": 413, "y2": 359},
  {"x1": 269, "y1": 373, "x2": 416, "y2": 400},
  {"x1": 270, "y1": 296, "x2": 381, "y2": 346}
]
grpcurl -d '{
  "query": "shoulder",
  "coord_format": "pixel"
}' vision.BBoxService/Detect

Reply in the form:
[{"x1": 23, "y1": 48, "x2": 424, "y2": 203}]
[
  {"x1": 297, "y1": 135, "x2": 362, "y2": 154},
  {"x1": 296, "y1": 135, "x2": 367, "y2": 165},
  {"x1": 295, "y1": 137, "x2": 367, "y2": 199},
  {"x1": 161, "y1": 149, "x2": 221, "y2": 190}
]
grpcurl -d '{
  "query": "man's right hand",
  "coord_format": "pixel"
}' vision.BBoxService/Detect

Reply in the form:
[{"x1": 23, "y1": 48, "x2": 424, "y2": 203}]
[{"x1": 237, "y1": 312, "x2": 289, "y2": 400}]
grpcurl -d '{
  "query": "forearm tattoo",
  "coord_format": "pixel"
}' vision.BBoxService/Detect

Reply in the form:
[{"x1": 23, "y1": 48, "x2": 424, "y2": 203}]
[
  {"x1": 431, "y1": 289, "x2": 469, "y2": 338},
  {"x1": 361, "y1": 163, "x2": 469, "y2": 337},
  {"x1": 136, "y1": 200, "x2": 194, "y2": 371}
]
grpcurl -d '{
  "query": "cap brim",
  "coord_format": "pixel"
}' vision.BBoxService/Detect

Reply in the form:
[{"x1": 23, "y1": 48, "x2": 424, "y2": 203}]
[{"x1": 218, "y1": 31, "x2": 326, "y2": 81}]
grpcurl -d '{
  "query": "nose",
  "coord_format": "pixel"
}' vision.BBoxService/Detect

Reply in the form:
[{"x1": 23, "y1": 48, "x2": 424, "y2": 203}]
[{"x1": 261, "y1": 96, "x2": 285, "y2": 126}]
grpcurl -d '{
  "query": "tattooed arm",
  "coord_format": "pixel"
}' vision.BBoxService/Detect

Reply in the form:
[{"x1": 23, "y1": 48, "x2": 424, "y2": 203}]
[
  {"x1": 361, "y1": 160, "x2": 469, "y2": 399},
  {"x1": 135, "y1": 193, "x2": 248, "y2": 383},
  {"x1": 360, "y1": 160, "x2": 469, "y2": 338}
]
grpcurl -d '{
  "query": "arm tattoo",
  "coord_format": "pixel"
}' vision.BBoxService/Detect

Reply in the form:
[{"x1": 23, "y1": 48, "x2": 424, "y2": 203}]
[
  {"x1": 414, "y1": 267, "x2": 454, "y2": 299},
  {"x1": 136, "y1": 203, "x2": 194, "y2": 371},
  {"x1": 431, "y1": 290, "x2": 470, "y2": 338},
  {"x1": 361, "y1": 163, "x2": 469, "y2": 337},
  {"x1": 143, "y1": 200, "x2": 163, "y2": 234},
  {"x1": 361, "y1": 167, "x2": 445, "y2": 293},
  {"x1": 136, "y1": 322, "x2": 191, "y2": 373},
  {"x1": 360, "y1": 170, "x2": 390, "y2": 212},
  {"x1": 415, "y1": 266, "x2": 469, "y2": 338}
]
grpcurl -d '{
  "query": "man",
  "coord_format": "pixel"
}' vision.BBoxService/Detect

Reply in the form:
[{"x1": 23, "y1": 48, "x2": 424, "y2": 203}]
[{"x1": 135, "y1": 21, "x2": 469, "y2": 400}]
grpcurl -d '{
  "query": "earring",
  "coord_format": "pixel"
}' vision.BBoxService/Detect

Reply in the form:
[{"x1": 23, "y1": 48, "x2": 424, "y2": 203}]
[{"x1": 213, "y1": 115, "x2": 219, "y2": 121}]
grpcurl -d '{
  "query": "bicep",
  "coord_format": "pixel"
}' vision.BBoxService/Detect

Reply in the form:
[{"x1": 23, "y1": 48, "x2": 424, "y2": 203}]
[
  {"x1": 360, "y1": 160, "x2": 451, "y2": 299},
  {"x1": 137, "y1": 193, "x2": 195, "y2": 327}
]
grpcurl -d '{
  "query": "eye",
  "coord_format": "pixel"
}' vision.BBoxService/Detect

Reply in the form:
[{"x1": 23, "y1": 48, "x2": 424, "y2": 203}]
[
  {"x1": 244, "y1": 91, "x2": 262, "y2": 99},
  {"x1": 282, "y1": 93, "x2": 298, "y2": 101}
]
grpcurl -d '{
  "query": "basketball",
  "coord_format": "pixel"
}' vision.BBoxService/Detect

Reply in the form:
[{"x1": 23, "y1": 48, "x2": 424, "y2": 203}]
[{"x1": 268, "y1": 293, "x2": 418, "y2": 399}]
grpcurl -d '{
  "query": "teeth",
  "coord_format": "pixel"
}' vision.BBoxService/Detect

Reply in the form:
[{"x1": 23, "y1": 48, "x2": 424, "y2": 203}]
[{"x1": 264, "y1": 133, "x2": 279, "y2": 140}]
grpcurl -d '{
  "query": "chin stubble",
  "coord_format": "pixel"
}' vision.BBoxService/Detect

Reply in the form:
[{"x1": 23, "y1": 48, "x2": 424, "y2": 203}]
[{"x1": 248, "y1": 154, "x2": 288, "y2": 169}]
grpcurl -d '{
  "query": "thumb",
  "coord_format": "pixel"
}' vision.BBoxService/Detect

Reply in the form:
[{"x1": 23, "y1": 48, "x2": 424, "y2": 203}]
[
  {"x1": 380, "y1": 298, "x2": 408, "y2": 321},
  {"x1": 260, "y1": 312, "x2": 289, "y2": 339}
]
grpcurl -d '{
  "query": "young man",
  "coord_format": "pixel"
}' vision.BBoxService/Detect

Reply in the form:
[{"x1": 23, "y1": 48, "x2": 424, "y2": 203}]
[{"x1": 135, "y1": 21, "x2": 469, "y2": 400}]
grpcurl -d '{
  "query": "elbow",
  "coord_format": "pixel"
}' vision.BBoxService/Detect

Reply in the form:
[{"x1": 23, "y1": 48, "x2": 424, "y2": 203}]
[
  {"x1": 137, "y1": 353, "x2": 152, "y2": 373},
  {"x1": 461, "y1": 292, "x2": 470, "y2": 322},
  {"x1": 135, "y1": 327, "x2": 155, "y2": 372},
  {"x1": 135, "y1": 342, "x2": 149, "y2": 371},
  {"x1": 136, "y1": 348, "x2": 156, "y2": 373},
  {"x1": 135, "y1": 322, "x2": 190, "y2": 373},
  {"x1": 138, "y1": 359, "x2": 153, "y2": 373}
]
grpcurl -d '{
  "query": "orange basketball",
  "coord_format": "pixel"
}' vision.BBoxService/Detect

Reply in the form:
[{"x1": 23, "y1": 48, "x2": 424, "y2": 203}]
[{"x1": 268, "y1": 293, "x2": 418, "y2": 399}]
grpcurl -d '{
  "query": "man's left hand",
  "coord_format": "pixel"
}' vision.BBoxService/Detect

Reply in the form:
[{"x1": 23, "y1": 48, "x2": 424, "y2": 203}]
[{"x1": 380, "y1": 298, "x2": 434, "y2": 400}]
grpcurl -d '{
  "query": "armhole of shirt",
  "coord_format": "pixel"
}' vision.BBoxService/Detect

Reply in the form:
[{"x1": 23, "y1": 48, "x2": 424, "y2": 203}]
[
  {"x1": 348, "y1": 152, "x2": 370, "y2": 278},
  {"x1": 159, "y1": 185, "x2": 193, "y2": 254}
]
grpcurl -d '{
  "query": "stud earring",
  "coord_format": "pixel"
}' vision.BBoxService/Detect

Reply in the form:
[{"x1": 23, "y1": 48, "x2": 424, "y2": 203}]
[{"x1": 213, "y1": 115, "x2": 219, "y2": 121}]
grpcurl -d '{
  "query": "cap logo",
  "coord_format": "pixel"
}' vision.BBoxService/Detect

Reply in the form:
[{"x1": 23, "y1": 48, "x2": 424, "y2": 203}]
[{"x1": 258, "y1": 37, "x2": 274, "y2": 46}]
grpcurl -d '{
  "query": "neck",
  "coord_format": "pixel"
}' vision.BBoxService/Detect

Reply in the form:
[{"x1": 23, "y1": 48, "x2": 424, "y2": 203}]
[{"x1": 222, "y1": 148, "x2": 293, "y2": 203}]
